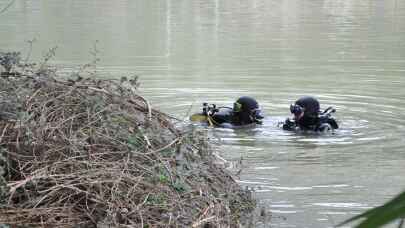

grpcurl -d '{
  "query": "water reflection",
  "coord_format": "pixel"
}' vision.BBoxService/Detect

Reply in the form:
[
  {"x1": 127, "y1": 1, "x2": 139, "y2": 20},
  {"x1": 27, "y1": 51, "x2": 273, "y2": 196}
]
[{"x1": 1, "y1": 0, "x2": 405, "y2": 227}]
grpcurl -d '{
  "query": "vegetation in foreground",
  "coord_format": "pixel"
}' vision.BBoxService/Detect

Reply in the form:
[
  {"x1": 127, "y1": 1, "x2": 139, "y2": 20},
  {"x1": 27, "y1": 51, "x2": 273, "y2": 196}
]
[
  {"x1": 337, "y1": 191, "x2": 405, "y2": 228},
  {"x1": 0, "y1": 51, "x2": 255, "y2": 227}
]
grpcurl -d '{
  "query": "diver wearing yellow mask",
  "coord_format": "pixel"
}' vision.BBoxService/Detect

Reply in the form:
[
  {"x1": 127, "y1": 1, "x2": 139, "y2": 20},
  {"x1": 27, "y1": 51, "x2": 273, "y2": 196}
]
[{"x1": 190, "y1": 96, "x2": 264, "y2": 128}]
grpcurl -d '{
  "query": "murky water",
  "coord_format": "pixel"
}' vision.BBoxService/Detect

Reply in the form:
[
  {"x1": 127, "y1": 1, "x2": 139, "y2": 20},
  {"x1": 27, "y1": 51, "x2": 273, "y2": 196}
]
[{"x1": 1, "y1": 0, "x2": 405, "y2": 227}]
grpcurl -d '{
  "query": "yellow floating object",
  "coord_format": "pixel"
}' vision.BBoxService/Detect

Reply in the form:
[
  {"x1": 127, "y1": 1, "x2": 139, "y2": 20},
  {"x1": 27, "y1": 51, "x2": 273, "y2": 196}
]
[
  {"x1": 190, "y1": 113, "x2": 208, "y2": 122},
  {"x1": 190, "y1": 113, "x2": 219, "y2": 127}
]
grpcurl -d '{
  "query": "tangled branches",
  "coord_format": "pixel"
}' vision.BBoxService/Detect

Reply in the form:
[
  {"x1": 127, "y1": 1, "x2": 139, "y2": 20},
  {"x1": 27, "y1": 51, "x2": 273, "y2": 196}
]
[{"x1": 0, "y1": 63, "x2": 254, "y2": 227}]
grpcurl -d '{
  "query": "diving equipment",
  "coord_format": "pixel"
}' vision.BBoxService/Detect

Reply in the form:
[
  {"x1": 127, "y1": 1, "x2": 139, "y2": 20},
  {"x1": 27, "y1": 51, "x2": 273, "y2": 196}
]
[
  {"x1": 283, "y1": 96, "x2": 338, "y2": 132},
  {"x1": 190, "y1": 97, "x2": 263, "y2": 127}
]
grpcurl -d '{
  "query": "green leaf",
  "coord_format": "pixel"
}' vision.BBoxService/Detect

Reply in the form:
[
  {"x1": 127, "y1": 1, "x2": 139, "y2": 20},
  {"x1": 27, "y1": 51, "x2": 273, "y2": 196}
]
[
  {"x1": 172, "y1": 181, "x2": 187, "y2": 193},
  {"x1": 356, "y1": 205, "x2": 405, "y2": 228},
  {"x1": 159, "y1": 174, "x2": 168, "y2": 183},
  {"x1": 337, "y1": 191, "x2": 405, "y2": 228}
]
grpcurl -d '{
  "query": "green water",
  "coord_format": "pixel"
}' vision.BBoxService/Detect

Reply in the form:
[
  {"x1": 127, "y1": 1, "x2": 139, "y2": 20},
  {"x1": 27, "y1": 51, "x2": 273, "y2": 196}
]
[{"x1": 1, "y1": 0, "x2": 405, "y2": 227}]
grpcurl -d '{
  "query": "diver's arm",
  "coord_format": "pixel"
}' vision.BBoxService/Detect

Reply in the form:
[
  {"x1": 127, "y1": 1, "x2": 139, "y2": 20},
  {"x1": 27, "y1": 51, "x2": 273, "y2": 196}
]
[{"x1": 328, "y1": 118, "x2": 339, "y2": 129}]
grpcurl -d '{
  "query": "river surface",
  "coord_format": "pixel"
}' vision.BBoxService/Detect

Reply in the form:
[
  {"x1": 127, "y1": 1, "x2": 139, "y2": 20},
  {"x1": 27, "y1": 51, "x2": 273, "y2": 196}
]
[{"x1": 1, "y1": 0, "x2": 405, "y2": 227}]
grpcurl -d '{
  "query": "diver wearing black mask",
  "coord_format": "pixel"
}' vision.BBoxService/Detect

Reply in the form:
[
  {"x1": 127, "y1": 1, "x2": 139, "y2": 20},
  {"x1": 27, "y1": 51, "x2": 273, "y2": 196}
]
[
  {"x1": 190, "y1": 96, "x2": 264, "y2": 127},
  {"x1": 283, "y1": 96, "x2": 338, "y2": 132}
]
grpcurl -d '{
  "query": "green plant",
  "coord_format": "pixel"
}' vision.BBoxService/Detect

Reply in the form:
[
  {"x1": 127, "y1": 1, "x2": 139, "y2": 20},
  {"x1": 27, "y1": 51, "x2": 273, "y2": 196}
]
[
  {"x1": 337, "y1": 191, "x2": 405, "y2": 228},
  {"x1": 146, "y1": 193, "x2": 167, "y2": 205},
  {"x1": 172, "y1": 180, "x2": 187, "y2": 193},
  {"x1": 158, "y1": 173, "x2": 168, "y2": 183},
  {"x1": 127, "y1": 134, "x2": 144, "y2": 149}
]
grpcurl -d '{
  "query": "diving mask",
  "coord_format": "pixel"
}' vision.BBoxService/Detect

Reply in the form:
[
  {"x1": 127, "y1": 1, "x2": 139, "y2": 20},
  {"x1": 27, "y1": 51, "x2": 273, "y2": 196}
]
[
  {"x1": 290, "y1": 104, "x2": 304, "y2": 115},
  {"x1": 252, "y1": 108, "x2": 264, "y2": 120}
]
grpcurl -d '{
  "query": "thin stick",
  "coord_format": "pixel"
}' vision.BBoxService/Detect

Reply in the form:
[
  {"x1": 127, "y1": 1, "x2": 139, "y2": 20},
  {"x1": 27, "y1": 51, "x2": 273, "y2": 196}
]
[
  {"x1": 0, "y1": 0, "x2": 15, "y2": 14},
  {"x1": 182, "y1": 101, "x2": 195, "y2": 121},
  {"x1": 192, "y1": 216, "x2": 216, "y2": 227},
  {"x1": 0, "y1": 123, "x2": 10, "y2": 143},
  {"x1": 146, "y1": 136, "x2": 183, "y2": 154}
]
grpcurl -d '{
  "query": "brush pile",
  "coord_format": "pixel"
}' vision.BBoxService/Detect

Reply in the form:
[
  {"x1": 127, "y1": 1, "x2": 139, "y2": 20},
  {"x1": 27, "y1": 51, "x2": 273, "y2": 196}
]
[{"x1": 0, "y1": 52, "x2": 255, "y2": 227}]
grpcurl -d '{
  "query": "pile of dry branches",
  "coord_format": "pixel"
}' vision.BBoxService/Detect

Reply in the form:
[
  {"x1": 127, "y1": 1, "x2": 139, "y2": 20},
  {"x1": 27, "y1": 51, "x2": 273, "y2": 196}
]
[{"x1": 0, "y1": 52, "x2": 255, "y2": 227}]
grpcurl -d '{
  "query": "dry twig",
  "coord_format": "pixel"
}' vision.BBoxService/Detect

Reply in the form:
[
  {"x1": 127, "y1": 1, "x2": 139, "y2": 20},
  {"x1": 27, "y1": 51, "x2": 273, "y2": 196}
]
[{"x1": 0, "y1": 61, "x2": 255, "y2": 227}]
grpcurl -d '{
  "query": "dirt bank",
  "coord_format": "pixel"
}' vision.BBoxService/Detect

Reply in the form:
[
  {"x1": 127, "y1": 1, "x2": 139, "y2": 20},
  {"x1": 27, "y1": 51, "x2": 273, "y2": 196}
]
[{"x1": 0, "y1": 52, "x2": 255, "y2": 227}]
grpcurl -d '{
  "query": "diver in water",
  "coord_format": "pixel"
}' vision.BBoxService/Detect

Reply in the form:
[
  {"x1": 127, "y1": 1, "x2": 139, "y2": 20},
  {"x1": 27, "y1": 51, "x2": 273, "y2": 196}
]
[
  {"x1": 282, "y1": 96, "x2": 338, "y2": 132},
  {"x1": 190, "y1": 96, "x2": 264, "y2": 128}
]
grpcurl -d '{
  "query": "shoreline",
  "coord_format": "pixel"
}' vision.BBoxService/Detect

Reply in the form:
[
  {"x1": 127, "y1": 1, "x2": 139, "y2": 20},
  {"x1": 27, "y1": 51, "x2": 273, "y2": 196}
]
[{"x1": 0, "y1": 51, "x2": 257, "y2": 227}]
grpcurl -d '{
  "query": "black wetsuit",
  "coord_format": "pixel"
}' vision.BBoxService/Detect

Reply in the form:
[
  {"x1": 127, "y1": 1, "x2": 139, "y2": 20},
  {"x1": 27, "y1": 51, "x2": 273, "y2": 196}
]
[
  {"x1": 284, "y1": 96, "x2": 339, "y2": 132},
  {"x1": 211, "y1": 108, "x2": 262, "y2": 127},
  {"x1": 283, "y1": 114, "x2": 338, "y2": 132},
  {"x1": 195, "y1": 96, "x2": 263, "y2": 128}
]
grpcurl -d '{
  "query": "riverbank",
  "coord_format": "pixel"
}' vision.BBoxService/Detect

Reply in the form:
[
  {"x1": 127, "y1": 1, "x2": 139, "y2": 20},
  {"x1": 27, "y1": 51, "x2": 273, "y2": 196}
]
[{"x1": 0, "y1": 52, "x2": 255, "y2": 227}]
